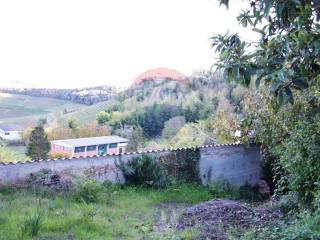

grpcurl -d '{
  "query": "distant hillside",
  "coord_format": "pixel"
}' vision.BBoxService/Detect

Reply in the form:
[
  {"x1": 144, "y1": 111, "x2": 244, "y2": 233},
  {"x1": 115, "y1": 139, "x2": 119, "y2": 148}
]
[
  {"x1": 132, "y1": 67, "x2": 188, "y2": 86},
  {"x1": 0, "y1": 92, "x2": 82, "y2": 128},
  {"x1": 0, "y1": 86, "x2": 117, "y2": 105}
]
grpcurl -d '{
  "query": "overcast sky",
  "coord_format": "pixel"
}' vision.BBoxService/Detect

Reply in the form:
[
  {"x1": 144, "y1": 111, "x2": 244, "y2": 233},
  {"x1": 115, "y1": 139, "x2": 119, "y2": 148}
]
[{"x1": 0, "y1": 0, "x2": 255, "y2": 88}]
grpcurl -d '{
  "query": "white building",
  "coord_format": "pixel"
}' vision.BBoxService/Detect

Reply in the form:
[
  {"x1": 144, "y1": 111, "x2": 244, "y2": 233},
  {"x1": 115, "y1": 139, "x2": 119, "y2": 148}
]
[{"x1": 0, "y1": 124, "x2": 23, "y2": 141}]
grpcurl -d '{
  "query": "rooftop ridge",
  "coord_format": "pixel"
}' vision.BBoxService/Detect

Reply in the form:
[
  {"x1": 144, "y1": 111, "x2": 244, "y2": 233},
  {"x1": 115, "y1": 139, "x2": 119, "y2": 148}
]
[{"x1": 0, "y1": 143, "x2": 244, "y2": 166}]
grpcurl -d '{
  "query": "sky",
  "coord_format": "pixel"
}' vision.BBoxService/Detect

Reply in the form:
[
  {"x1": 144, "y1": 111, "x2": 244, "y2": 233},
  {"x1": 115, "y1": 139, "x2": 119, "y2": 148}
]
[{"x1": 0, "y1": 0, "x2": 255, "y2": 88}]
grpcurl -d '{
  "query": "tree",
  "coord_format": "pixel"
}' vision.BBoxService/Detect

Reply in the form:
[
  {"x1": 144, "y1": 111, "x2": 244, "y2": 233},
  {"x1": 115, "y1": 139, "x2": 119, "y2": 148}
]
[
  {"x1": 161, "y1": 116, "x2": 186, "y2": 139},
  {"x1": 26, "y1": 125, "x2": 50, "y2": 160},
  {"x1": 96, "y1": 111, "x2": 110, "y2": 125},
  {"x1": 213, "y1": 0, "x2": 320, "y2": 104},
  {"x1": 67, "y1": 117, "x2": 79, "y2": 131},
  {"x1": 127, "y1": 127, "x2": 145, "y2": 152},
  {"x1": 213, "y1": 0, "x2": 320, "y2": 203}
]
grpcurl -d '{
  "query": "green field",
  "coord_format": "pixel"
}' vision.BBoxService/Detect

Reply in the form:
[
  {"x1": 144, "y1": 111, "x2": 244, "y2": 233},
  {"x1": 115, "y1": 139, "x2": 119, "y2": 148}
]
[{"x1": 0, "y1": 93, "x2": 84, "y2": 128}]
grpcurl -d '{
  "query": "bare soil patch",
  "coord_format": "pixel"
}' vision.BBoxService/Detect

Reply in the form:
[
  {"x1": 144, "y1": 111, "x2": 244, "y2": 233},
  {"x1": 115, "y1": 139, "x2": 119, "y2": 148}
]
[{"x1": 176, "y1": 199, "x2": 282, "y2": 240}]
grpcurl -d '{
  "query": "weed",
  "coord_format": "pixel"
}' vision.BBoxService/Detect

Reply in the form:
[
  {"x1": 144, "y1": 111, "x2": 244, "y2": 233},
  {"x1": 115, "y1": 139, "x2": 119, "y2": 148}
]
[{"x1": 21, "y1": 199, "x2": 43, "y2": 237}]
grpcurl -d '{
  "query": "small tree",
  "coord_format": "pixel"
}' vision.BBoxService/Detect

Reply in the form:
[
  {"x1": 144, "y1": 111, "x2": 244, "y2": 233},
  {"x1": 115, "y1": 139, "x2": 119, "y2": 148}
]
[
  {"x1": 26, "y1": 125, "x2": 50, "y2": 160},
  {"x1": 67, "y1": 117, "x2": 79, "y2": 137},
  {"x1": 127, "y1": 127, "x2": 145, "y2": 152},
  {"x1": 96, "y1": 111, "x2": 110, "y2": 125}
]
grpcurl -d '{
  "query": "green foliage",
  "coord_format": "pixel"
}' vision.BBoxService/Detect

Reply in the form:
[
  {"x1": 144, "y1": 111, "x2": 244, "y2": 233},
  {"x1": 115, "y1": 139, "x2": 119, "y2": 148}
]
[
  {"x1": 213, "y1": 0, "x2": 320, "y2": 208},
  {"x1": 124, "y1": 103, "x2": 182, "y2": 138},
  {"x1": 0, "y1": 143, "x2": 16, "y2": 163},
  {"x1": 208, "y1": 179, "x2": 240, "y2": 200},
  {"x1": 72, "y1": 179, "x2": 104, "y2": 203},
  {"x1": 117, "y1": 148, "x2": 201, "y2": 188},
  {"x1": 117, "y1": 155, "x2": 168, "y2": 188},
  {"x1": 163, "y1": 148, "x2": 201, "y2": 184},
  {"x1": 21, "y1": 200, "x2": 43, "y2": 237},
  {"x1": 96, "y1": 111, "x2": 110, "y2": 125},
  {"x1": 127, "y1": 126, "x2": 145, "y2": 152},
  {"x1": 26, "y1": 125, "x2": 50, "y2": 160},
  {"x1": 67, "y1": 117, "x2": 79, "y2": 130},
  {"x1": 279, "y1": 193, "x2": 300, "y2": 214},
  {"x1": 0, "y1": 184, "x2": 220, "y2": 240},
  {"x1": 214, "y1": 0, "x2": 320, "y2": 104},
  {"x1": 233, "y1": 210, "x2": 320, "y2": 240},
  {"x1": 161, "y1": 116, "x2": 186, "y2": 139},
  {"x1": 276, "y1": 114, "x2": 320, "y2": 204}
]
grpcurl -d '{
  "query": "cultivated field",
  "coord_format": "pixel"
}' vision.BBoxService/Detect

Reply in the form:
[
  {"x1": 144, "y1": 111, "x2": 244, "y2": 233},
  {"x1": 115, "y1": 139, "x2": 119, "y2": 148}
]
[{"x1": 0, "y1": 93, "x2": 84, "y2": 128}]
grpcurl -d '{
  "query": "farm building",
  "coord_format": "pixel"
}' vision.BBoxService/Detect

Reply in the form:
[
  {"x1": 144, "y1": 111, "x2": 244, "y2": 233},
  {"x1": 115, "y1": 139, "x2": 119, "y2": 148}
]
[
  {"x1": 50, "y1": 136, "x2": 128, "y2": 158},
  {"x1": 0, "y1": 124, "x2": 23, "y2": 141}
]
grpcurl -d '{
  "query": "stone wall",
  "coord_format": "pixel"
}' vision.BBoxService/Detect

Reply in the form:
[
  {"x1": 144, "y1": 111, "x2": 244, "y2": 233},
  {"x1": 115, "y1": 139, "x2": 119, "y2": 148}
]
[{"x1": 0, "y1": 144, "x2": 261, "y2": 186}]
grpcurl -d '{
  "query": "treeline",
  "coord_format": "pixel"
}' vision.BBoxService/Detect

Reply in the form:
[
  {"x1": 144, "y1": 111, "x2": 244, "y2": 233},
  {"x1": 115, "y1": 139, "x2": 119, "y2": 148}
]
[
  {"x1": 94, "y1": 71, "x2": 242, "y2": 151},
  {"x1": 0, "y1": 86, "x2": 117, "y2": 105}
]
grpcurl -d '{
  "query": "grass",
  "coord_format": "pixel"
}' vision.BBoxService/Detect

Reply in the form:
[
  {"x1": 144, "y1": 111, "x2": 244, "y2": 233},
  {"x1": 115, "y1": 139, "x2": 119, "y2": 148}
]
[{"x1": 0, "y1": 184, "x2": 216, "y2": 240}]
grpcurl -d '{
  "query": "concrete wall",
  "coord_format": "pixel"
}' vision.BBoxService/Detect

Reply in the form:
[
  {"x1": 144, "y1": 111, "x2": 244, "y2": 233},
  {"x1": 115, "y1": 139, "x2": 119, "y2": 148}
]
[
  {"x1": 0, "y1": 144, "x2": 261, "y2": 186},
  {"x1": 199, "y1": 145, "x2": 261, "y2": 186}
]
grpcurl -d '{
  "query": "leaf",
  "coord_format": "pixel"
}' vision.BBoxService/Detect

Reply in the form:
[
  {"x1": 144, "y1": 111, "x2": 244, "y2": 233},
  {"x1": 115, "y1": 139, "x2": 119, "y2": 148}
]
[
  {"x1": 292, "y1": 77, "x2": 308, "y2": 90},
  {"x1": 263, "y1": 0, "x2": 273, "y2": 16},
  {"x1": 271, "y1": 70, "x2": 285, "y2": 92},
  {"x1": 278, "y1": 90, "x2": 284, "y2": 106},
  {"x1": 285, "y1": 87, "x2": 294, "y2": 104},
  {"x1": 232, "y1": 65, "x2": 240, "y2": 79},
  {"x1": 243, "y1": 69, "x2": 251, "y2": 86},
  {"x1": 252, "y1": 28, "x2": 265, "y2": 35},
  {"x1": 255, "y1": 72, "x2": 267, "y2": 89}
]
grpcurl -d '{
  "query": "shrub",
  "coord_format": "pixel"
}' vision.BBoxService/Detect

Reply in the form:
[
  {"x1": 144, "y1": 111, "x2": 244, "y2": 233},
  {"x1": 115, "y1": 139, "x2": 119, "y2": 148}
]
[
  {"x1": 279, "y1": 193, "x2": 300, "y2": 214},
  {"x1": 0, "y1": 185, "x2": 16, "y2": 195},
  {"x1": 208, "y1": 180, "x2": 240, "y2": 200},
  {"x1": 276, "y1": 114, "x2": 320, "y2": 205},
  {"x1": 117, "y1": 155, "x2": 168, "y2": 188},
  {"x1": 73, "y1": 179, "x2": 104, "y2": 203}
]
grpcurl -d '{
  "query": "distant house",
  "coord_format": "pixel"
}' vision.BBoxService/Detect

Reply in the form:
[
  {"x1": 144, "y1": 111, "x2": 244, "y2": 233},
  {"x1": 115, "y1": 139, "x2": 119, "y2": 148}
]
[
  {"x1": 0, "y1": 124, "x2": 23, "y2": 141},
  {"x1": 50, "y1": 136, "x2": 128, "y2": 158}
]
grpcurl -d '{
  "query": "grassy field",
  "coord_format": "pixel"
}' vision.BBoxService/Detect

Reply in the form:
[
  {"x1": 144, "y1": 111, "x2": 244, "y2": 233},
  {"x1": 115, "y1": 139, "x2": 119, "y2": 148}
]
[
  {"x1": 0, "y1": 185, "x2": 212, "y2": 240},
  {"x1": 0, "y1": 93, "x2": 83, "y2": 128}
]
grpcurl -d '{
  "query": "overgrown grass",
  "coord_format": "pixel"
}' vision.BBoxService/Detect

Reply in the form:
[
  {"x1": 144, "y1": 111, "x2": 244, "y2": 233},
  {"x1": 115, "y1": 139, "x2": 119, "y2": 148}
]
[
  {"x1": 0, "y1": 183, "x2": 222, "y2": 240},
  {"x1": 228, "y1": 210, "x2": 320, "y2": 240}
]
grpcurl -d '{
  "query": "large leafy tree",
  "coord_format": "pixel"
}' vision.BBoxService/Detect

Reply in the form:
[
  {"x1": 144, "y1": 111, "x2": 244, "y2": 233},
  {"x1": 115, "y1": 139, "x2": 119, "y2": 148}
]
[
  {"x1": 26, "y1": 125, "x2": 51, "y2": 160},
  {"x1": 213, "y1": 0, "x2": 320, "y2": 104},
  {"x1": 213, "y1": 0, "x2": 320, "y2": 203}
]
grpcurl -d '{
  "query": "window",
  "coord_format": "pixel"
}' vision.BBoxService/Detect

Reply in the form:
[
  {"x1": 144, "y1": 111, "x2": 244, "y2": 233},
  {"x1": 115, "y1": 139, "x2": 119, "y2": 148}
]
[
  {"x1": 4, "y1": 132, "x2": 10, "y2": 135},
  {"x1": 74, "y1": 146, "x2": 85, "y2": 153},
  {"x1": 87, "y1": 145, "x2": 97, "y2": 151},
  {"x1": 109, "y1": 143, "x2": 118, "y2": 148}
]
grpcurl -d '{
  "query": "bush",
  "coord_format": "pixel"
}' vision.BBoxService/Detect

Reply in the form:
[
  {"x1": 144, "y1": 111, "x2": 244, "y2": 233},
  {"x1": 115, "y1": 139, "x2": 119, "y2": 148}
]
[
  {"x1": 117, "y1": 155, "x2": 168, "y2": 188},
  {"x1": 277, "y1": 114, "x2": 320, "y2": 205},
  {"x1": 279, "y1": 193, "x2": 300, "y2": 214},
  {"x1": 73, "y1": 179, "x2": 104, "y2": 203},
  {"x1": 235, "y1": 210, "x2": 320, "y2": 240}
]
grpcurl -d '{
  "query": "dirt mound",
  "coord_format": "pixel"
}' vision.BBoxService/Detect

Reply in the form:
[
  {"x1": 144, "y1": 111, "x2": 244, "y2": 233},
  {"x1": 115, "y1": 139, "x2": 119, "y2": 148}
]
[
  {"x1": 26, "y1": 169, "x2": 73, "y2": 192},
  {"x1": 177, "y1": 199, "x2": 282, "y2": 240}
]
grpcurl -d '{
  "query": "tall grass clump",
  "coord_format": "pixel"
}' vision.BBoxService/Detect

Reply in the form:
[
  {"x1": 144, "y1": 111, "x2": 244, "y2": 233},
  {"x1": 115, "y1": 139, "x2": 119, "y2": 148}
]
[{"x1": 21, "y1": 200, "x2": 43, "y2": 237}]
